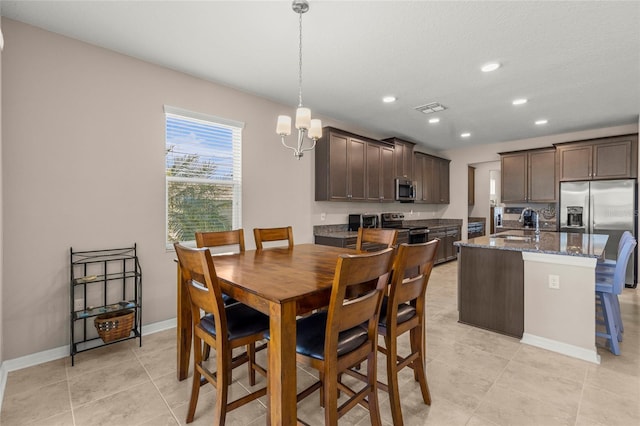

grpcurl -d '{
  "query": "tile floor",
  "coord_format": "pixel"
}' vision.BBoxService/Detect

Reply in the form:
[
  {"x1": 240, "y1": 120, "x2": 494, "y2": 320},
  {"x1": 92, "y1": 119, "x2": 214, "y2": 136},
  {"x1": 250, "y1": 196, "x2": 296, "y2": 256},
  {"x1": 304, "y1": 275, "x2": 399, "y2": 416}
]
[{"x1": 1, "y1": 261, "x2": 639, "y2": 425}]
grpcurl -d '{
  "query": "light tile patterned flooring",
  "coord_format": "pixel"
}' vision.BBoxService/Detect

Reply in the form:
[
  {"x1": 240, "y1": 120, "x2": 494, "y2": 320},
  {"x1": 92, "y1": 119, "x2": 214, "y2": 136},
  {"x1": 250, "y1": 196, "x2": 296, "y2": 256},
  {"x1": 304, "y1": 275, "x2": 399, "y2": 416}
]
[{"x1": 2, "y1": 261, "x2": 639, "y2": 425}]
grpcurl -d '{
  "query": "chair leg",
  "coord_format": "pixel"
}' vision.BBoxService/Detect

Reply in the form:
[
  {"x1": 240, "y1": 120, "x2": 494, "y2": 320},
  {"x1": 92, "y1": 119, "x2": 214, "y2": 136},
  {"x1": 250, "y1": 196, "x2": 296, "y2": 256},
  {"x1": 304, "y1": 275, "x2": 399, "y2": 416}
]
[
  {"x1": 214, "y1": 351, "x2": 230, "y2": 426},
  {"x1": 613, "y1": 295, "x2": 623, "y2": 341},
  {"x1": 323, "y1": 368, "x2": 339, "y2": 426},
  {"x1": 384, "y1": 334, "x2": 404, "y2": 426},
  {"x1": 409, "y1": 324, "x2": 431, "y2": 405},
  {"x1": 601, "y1": 293, "x2": 621, "y2": 355},
  {"x1": 367, "y1": 348, "x2": 382, "y2": 426},
  {"x1": 248, "y1": 343, "x2": 256, "y2": 386},
  {"x1": 187, "y1": 337, "x2": 203, "y2": 423},
  {"x1": 319, "y1": 371, "x2": 325, "y2": 407}
]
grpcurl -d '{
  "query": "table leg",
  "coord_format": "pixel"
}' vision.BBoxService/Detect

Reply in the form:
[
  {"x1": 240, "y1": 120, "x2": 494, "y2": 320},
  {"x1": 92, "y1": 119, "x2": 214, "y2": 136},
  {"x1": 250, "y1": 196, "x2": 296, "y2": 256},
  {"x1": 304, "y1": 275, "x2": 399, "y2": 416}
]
[
  {"x1": 176, "y1": 263, "x2": 192, "y2": 381},
  {"x1": 268, "y1": 301, "x2": 297, "y2": 425}
]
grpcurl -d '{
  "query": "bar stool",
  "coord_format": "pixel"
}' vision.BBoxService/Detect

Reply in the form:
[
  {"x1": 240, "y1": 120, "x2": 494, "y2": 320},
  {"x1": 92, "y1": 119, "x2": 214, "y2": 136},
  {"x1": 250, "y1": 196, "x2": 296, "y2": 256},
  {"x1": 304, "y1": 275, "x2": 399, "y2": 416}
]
[{"x1": 595, "y1": 235, "x2": 636, "y2": 355}]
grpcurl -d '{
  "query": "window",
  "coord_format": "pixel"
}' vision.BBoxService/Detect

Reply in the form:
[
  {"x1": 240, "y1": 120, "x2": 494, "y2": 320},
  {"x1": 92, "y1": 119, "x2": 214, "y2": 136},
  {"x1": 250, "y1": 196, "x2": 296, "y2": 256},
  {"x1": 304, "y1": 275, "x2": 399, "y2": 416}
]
[{"x1": 165, "y1": 106, "x2": 243, "y2": 247}]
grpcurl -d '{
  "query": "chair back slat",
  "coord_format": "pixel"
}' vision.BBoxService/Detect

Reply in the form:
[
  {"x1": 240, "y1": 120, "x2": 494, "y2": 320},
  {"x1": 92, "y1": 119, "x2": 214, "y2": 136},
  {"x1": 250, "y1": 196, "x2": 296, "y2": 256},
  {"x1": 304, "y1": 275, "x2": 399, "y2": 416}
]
[
  {"x1": 253, "y1": 226, "x2": 294, "y2": 250},
  {"x1": 195, "y1": 229, "x2": 245, "y2": 253},
  {"x1": 613, "y1": 235, "x2": 637, "y2": 294},
  {"x1": 356, "y1": 228, "x2": 398, "y2": 252},
  {"x1": 174, "y1": 243, "x2": 228, "y2": 338},
  {"x1": 386, "y1": 240, "x2": 439, "y2": 321},
  {"x1": 325, "y1": 248, "x2": 395, "y2": 354}
]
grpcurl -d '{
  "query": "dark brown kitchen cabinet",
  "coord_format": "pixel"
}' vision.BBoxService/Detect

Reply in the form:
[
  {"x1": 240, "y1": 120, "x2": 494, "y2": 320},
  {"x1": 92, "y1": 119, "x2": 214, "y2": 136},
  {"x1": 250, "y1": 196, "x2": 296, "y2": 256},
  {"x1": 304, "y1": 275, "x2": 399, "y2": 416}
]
[
  {"x1": 555, "y1": 134, "x2": 638, "y2": 181},
  {"x1": 315, "y1": 128, "x2": 365, "y2": 201},
  {"x1": 383, "y1": 137, "x2": 415, "y2": 179},
  {"x1": 438, "y1": 159, "x2": 450, "y2": 203},
  {"x1": 500, "y1": 148, "x2": 556, "y2": 203},
  {"x1": 428, "y1": 226, "x2": 460, "y2": 264},
  {"x1": 365, "y1": 143, "x2": 395, "y2": 202},
  {"x1": 414, "y1": 152, "x2": 450, "y2": 204},
  {"x1": 315, "y1": 127, "x2": 395, "y2": 202}
]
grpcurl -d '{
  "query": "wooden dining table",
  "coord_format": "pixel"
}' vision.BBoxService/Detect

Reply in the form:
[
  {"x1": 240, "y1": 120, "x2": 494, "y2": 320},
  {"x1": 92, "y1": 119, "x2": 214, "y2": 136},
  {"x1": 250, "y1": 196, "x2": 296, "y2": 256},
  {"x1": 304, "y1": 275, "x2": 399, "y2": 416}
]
[{"x1": 176, "y1": 243, "x2": 354, "y2": 426}]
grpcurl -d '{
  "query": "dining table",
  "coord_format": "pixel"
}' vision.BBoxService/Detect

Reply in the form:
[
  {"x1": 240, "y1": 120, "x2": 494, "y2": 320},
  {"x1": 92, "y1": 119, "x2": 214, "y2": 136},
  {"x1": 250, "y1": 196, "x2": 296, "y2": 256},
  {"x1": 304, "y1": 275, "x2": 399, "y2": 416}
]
[{"x1": 176, "y1": 243, "x2": 355, "y2": 426}]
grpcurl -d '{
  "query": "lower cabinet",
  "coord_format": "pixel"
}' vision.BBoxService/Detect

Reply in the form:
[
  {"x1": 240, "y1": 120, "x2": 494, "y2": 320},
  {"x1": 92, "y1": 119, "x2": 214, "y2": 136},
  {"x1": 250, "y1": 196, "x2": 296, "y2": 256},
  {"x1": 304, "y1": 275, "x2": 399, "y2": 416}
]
[{"x1": 429, "y1": 226, "x2": 460, "y2": 264}]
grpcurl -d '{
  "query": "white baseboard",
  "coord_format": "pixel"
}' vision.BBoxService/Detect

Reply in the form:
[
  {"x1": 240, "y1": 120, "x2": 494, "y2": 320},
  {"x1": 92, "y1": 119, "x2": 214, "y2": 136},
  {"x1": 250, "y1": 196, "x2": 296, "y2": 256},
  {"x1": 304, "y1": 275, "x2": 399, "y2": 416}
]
[
  {"x1": 0, "y1": 317, "x2": 177, "y2": 410},
  {"x1": 521, "y1": 332, "x2": 601, "y2": 364}
]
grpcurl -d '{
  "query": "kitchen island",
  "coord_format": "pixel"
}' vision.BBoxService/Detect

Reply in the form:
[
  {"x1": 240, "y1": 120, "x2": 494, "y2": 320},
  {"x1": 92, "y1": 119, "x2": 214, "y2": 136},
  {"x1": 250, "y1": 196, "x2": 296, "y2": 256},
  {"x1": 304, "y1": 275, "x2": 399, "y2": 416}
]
[{"x1": 454, "y1": 230, "x2": 608, "y2": 363}]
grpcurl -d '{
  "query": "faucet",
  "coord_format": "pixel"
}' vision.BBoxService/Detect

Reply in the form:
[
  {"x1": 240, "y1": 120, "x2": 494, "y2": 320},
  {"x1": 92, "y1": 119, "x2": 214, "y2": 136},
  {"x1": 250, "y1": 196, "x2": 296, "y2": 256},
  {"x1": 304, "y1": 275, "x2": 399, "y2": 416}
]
[{"x1": 519, "y1": 207, "x2": 540, "y2": 235}]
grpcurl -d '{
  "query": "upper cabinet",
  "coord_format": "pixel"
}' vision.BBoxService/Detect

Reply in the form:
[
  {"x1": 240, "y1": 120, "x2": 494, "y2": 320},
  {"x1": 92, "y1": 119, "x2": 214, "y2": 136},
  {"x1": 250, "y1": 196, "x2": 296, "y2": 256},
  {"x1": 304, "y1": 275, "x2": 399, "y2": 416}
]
[
  {"x1": 555, "y1": 134, "x2": 638, "y2": 181},
  {"x1": 414, "y1": 152, "x2": 450, "y2": 204},
  {"x1": 365, "y1": 143, "x2": 395, "y2": 202},
  {"x1": 315, "y1": 127, "x2": 395, "y2": 202},
  {"x1": 500, "y1": 147, "x2": 556, "y2": 203},
  {"x1": 383, "y1": 137, "x2": 415, "y2": 179}
]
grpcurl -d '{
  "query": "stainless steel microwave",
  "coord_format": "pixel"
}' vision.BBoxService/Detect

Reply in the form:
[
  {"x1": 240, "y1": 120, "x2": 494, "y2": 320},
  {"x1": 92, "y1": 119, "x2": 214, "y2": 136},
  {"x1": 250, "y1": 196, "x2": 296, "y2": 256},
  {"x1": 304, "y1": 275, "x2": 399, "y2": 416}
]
[{"x1": 395, "y1": 178, "x2": 416, "y2": 202}]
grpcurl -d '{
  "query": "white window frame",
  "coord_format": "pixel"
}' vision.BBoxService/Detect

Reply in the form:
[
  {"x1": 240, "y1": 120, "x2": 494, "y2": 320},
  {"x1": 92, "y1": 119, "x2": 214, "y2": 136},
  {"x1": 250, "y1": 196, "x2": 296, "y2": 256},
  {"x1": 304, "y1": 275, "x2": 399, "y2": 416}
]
[{"x1": 164, "y1": 105, "x2": 243, "y2": 249}]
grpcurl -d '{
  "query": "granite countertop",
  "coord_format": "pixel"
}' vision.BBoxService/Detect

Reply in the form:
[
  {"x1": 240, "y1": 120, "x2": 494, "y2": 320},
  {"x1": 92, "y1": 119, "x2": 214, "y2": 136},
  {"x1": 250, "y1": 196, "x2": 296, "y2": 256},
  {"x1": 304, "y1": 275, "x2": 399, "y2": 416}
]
[{"x1": 454, "y1": 230, "x2": 608, "y2": 258}]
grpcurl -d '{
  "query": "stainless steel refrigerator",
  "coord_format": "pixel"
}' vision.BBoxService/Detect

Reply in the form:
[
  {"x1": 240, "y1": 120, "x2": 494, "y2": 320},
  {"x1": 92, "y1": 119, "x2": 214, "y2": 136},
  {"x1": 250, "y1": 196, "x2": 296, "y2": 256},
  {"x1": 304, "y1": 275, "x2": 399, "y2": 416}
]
[{"x1": 560, "y1": 179, "x2": 637, "y2": 286}]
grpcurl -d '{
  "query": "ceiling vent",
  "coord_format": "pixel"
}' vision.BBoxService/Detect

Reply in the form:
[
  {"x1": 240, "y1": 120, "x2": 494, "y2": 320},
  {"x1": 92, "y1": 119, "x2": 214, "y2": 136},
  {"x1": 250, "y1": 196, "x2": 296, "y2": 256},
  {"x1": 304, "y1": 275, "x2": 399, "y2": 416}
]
[{"x1": 414, "y1": 102, "x2": 447, "y2": 114}]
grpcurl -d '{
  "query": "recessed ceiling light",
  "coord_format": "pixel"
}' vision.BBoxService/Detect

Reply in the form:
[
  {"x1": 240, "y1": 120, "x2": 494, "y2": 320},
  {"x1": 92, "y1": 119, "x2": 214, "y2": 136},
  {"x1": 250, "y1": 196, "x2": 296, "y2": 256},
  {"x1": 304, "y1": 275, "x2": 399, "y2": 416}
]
[
  {"x1": 428, "y1": 118, "x2": 440, "y2": 124},
  {"x1": 461, "y1": 132, "x2": 471, "y2": 138},
  {"x1": 535, "y1": 119, "x2": 548, "y2": 125},
  {"x1": 382, "y1": 96, "x2": 396, "y2": 103},
  {"x1": 512, "y1": 98, "x2": 528, "y2": 105},
  {"x1": 481, "y1": 62, "x2": 501, "y2": 72}
]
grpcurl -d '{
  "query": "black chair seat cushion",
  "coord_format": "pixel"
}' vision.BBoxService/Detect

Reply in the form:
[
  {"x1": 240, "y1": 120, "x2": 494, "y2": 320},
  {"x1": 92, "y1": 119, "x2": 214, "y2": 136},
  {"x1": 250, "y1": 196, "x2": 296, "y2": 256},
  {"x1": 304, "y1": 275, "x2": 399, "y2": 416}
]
[
  {"x1": 378, "y1": 296, "x2": 416, "y2": 326},
  {"x1": 199, "y1": 303, "x2": 269, "y2": 340},
  {"x1": 296, "y1": 311, "x2": 367, "y2": 359},
  {"x1": 267, "y1": 311, "x2": 368, "y2": 361}
]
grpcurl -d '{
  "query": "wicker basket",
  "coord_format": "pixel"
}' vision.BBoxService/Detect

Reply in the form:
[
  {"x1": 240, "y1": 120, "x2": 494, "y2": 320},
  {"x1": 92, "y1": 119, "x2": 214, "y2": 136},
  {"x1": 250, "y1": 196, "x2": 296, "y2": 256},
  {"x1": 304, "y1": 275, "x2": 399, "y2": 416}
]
[{"x1": 94, "y1": 310, "x2": 134, "y2": 343}]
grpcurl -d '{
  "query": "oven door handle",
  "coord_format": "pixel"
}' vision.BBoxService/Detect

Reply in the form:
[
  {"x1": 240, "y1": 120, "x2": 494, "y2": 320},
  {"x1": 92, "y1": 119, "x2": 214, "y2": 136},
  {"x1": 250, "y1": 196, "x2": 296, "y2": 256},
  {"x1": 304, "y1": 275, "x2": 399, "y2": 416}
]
[{"x1": 408, "y1": 228, "x2": 429, "y2": 236}]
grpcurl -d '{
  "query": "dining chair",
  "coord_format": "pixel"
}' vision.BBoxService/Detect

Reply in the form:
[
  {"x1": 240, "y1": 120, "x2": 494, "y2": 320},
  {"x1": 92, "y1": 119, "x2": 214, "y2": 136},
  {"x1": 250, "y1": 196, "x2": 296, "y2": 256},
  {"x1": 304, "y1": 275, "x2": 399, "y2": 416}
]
[
  {"x1": 595, "y1": 235, "x2": 636, "y2": 355},
  {"x1": 355, "y1": 228, "x2": 398, "y2": 252},
  {"x1": 174, "y1": 243, "x2": 269, "y2": 425},
  {"x1": 195, "y1": 229, "x2": 245, "y2": 305},
  {"x1": 346, "y1": 239, "x2": 439, "y2": 426},
  {"x1": 278, "y1": 248, "x2": 395, "y2": 426},
  {"x1": 253, "y1": 226, "x2": 294, "y2": 250},
  {"x1": 195, "y1": 229, "x2": 266, "y2": 379}
]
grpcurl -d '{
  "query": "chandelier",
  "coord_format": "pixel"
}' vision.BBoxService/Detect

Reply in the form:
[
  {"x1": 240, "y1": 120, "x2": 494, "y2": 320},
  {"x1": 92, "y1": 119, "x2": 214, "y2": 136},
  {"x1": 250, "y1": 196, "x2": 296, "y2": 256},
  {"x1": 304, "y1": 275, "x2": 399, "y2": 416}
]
[{"x1": 276, "y1": 0, "x2": 322, "y2": 159}]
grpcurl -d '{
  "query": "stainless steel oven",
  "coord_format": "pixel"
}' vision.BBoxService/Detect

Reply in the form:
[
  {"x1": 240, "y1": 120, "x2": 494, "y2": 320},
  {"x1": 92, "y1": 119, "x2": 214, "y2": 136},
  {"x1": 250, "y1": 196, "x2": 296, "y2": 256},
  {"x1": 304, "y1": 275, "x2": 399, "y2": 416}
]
[
  {"x1": 380, "y1": 213, "x2": 429, "y2": 244},
  {"x1": 408, "y1": 227, "x2": 429, "y2": 244}
]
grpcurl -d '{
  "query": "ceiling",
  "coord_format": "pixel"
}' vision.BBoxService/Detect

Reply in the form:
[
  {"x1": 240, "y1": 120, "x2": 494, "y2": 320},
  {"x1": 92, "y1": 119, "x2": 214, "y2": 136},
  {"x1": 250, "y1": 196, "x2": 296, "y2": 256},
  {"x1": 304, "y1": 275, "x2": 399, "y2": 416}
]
[{"x1": 2, "y1": 0, "x2": 639, "y2": 151}]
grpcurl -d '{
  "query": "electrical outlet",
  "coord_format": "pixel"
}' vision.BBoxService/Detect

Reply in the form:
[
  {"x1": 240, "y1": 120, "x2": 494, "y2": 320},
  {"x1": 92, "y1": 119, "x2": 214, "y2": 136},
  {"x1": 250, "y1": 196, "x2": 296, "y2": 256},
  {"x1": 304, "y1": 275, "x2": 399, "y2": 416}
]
[
  {"x1": 548, "y1": 275, "x2": 560, "y2": 289},
  {"x1": 74, "y1": 299, "x2": 84, "y2": 311},
  {"x1": 320, "y1": 213, "x2": 326, "y2": 221}
]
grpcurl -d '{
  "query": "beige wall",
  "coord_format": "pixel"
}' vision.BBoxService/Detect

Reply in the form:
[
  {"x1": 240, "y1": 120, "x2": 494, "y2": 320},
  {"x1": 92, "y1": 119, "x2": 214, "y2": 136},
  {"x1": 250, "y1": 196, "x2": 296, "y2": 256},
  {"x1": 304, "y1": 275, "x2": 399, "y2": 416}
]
[{"x1": 1, "y1": 18, "x2": 359, "y2": 359}]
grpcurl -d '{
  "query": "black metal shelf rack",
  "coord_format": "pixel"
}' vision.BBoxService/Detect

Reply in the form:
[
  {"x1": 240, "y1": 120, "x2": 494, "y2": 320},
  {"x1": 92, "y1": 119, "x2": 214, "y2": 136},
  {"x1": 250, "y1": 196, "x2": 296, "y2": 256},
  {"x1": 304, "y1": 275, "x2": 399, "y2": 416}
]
[{"x1": 70, "y1": 244, "x2": 142, "y2": 365}]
